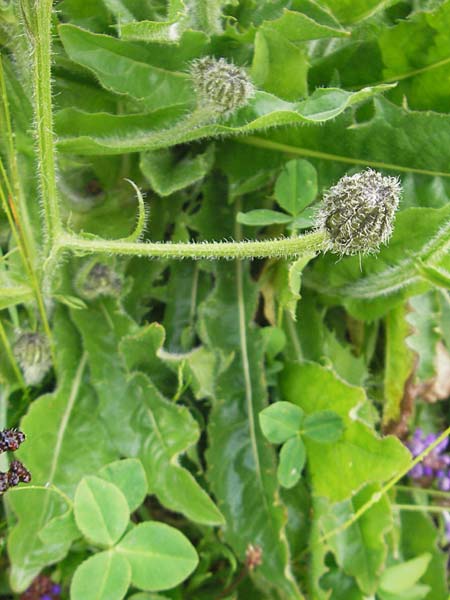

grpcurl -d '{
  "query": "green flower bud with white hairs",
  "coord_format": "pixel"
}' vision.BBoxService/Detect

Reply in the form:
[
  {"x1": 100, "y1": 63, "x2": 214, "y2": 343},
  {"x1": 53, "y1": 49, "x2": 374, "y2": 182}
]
[
  {"x1": 14, "y1": 332, "x2": 51, "y2": 386},
  {"x1": 75, "y1": 260, "x2": 122, "y2": 301},
  {"x1": 190, "y1": 56, "x2": 254, "y2": 118},
  {"x1": 316, "y1": 168, "x2": 401, "y2": 256}
]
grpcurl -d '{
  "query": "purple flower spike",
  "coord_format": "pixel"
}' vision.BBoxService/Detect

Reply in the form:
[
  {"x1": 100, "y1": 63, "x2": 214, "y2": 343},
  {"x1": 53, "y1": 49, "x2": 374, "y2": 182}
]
[
  {"x1": 423, "y1": 465, "x2": 434, "y2": 477},
  {"x1": 51, "y1": 583, "x2": 62, "y2": 595},
  {"x1": 409, "y1": 463, "x2": 425, "y2": 479}
]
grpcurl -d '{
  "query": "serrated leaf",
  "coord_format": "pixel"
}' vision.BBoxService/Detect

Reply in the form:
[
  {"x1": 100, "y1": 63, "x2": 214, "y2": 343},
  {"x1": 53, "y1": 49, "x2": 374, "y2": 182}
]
[
  {"x1": 70, "y1": 305, "x2": 224, "y2": 526},
  {"x1": 55, "y1": 85, "x2": 391, "y2": 155},
  {"x1": 259, "y1": 401, "x2": 304, "y2": 444},
  {"x1": 249, "y1": 97, "x2": 450, "y2": 179},
  {"x1": 99, "y1": 459, "x2": 147, "y2": 513},
  {"x1": 116, "y1": 522, "x2": 198, "y2": 591},
  {"x1": 6, "y1": 310, "x2": 117, "y2": 592},
  {"x1": 302, "y1": 410, "x2": 344, "y2": 443},
  {"x1": 71, "y1": 551, "x2": 131, "y2": 600},
  {"x1": 58, "y1": 24, "x2": 193, "y2": 110},
  {"x1": 278, "y1": 436, "x2": 306, "y2": 489},
  {"x1": 237, "y1": 209, "x2": 293, "y2": 226},
  {"x1": 274, "y1": 160, "x2": 317, "y2": 216},
  {"x1": 280, "y1": 362, "x2": 411, "y2": 501},
  {"x1": 74, "y1": 476, "x2": 129, "y2": 546}
]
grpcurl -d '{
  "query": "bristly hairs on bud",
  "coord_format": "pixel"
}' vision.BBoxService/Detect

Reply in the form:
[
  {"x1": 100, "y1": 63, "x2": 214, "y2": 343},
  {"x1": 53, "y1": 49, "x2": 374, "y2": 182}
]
[
  {"x1": 13, "y1": 331, "x2": 52, "y2": 386},
  {"x1": 189, "y1": 56, "x2": 255, "y2": 118},
  {"x1": 74, "y1": 259, "x2": 122, "y2": 301},
  {"x1": 316, "y1": 168, "x2": 401, "y2": 256}
]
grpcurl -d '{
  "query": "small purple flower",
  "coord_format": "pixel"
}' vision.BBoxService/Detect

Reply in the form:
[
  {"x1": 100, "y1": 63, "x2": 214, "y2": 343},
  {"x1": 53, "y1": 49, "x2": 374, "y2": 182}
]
[
  {"x1": 406, "y1": 428, "x2": 450, "y2": 488},
  {"x1": 51, "y1": 583, "x2": 62, "y2": 595},
  {"x1": 41, "y1": 596, "x2": 52, "y2": 600}
]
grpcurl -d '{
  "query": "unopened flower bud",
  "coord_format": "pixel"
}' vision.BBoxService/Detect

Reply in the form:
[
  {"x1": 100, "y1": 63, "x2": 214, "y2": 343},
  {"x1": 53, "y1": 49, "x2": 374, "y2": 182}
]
[
  {"x1": 190, "y1": 56, "x2": 254, "y2": 117},
  {"x1": 75, "y1": 261, "x2": 122, "y2": 301},
  {"x1": 14, "y1": 332, "x2": 51, "y2": 386},
  {"x1": 316, "y1": 169, "x2": 401, "y2": 255}
]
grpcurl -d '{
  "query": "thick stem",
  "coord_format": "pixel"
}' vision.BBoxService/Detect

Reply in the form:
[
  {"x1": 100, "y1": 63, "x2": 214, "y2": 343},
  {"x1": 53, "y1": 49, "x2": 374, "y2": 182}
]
[
  {"x1": 29, "y1": 0, "x2": 61, "y2": 249},
  {"x1": 58, "y1": 231, "x2": 326, "y2": 260}
]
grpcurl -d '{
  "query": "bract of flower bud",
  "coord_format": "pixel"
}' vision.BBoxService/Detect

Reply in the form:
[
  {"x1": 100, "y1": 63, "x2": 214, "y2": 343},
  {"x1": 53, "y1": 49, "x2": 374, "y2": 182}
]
[
  {"x1": 75, "y1": 261, "x2": 122, "y2": 301},
  {"x1": 13, "y1": 332, "x2": 51, "y2": 386},
  {"x1": 190, "y1": 56, "x2": 254, "y2": 117},
  {"x1": 316, "y1": 169, "x2": 401, "y2": 256}
]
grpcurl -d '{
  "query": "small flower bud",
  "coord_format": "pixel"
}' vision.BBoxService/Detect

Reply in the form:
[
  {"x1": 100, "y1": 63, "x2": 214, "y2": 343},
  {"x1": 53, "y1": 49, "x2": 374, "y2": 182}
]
[
  {"x1": 190, "y1": 56, "x2": 254, "y2": 117},
  {"x1": 0, "y1": 428, "x2": 25, "y2": 453},
  {"x1": 316, "y1": 169, "x2": 401, "y2": 256},
  {"x1": 14, "y1": 332, "x2": 51, "y2": 386},
  {"x1": 75, "y1": 261, "x2": 122, "y2": 301}
]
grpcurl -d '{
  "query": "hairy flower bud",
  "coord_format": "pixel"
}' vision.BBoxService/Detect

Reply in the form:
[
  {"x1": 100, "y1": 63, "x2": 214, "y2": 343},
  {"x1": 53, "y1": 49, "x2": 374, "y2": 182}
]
[
  {"x1": 316, "y1": 169, "x2": 401, "y2": 256},
  {"x1": 190, "y1": 56, "x2": 254, "y2": 117},
  {"x1": 75, "y1": 261, "x2": 122, "y2": 301},
  {"x1": 14, "y1": 332, "x2": 51, "y2": 386}
]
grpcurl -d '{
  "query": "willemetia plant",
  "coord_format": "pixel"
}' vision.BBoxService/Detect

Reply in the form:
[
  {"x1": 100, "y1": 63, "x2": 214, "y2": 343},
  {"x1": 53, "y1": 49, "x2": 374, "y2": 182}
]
[{"x1": 1, "y1": 1, "x2": 450, "y2": 600}]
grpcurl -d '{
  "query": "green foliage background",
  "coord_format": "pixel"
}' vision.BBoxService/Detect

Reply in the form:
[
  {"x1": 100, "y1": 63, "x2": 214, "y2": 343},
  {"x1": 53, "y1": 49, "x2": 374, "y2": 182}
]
[{"x1": 0, "y1": 0, "x2": 450, "y2": 598}]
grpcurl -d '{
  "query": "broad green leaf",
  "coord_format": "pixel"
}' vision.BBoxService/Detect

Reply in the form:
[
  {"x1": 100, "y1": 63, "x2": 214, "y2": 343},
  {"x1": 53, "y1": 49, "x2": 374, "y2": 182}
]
[
  {"x1": 99, "y1": 459, "x2": 147, "y2": 512},
  {"x1": 407, "y1": 292, "x2": 441, "y2": 381},
  {"x1": 71, "y1": 551, "x2": 131, "y2": 600},
  {"x1": 248, "y1": 97, "x2": 450, "y2": 178},
  {"x1": 274, "y1": 159, "x2": 317, "y2": 216},
  {"x1": 400, "y1": 510, "x2": 448, "y2": 600},
  {"x1": 317, "y1": 484, "x2": 393, "y2": 594},
  {"x1": 70, "y1": 305, "x2": 224, "y2": 526},
  {"x1": 277, "y1": 435, "x2": 306, "y2": 488},
  {"x1": 302, "y1": 410, "x2": 344, "y2": 443},
  {"x1": 39, "y1": 509, "x2": 80, "y2": 546},
  {"x1": 140, "y1": 146, "x2": 214, "y2": 197},
  {"x1": 259, "y1": 5, "x2": 348, "y2": 42},
  {"x1": 280, "y1": 362, "x2": 411, "y2": 501},
  {"x1": 259, "y1": 401, "x2": 304, "y2": 443},
  {"x1": 7, "y1": 310, "x2": 116, "y2": 592},
  {"x1": 379, "y1": 554, "x2": 432, "y2": 594},
  {"x1": 116, "y1": 522, "x2": 198, "y2": 591},
  {"x1": 379, "y1": 2, "x2": 450, "y2": 112},
  {"x1": 383, "y1": 303, "x2": 415, "y2": 426},
  {"x1": 74, "y1": 476, "x2": 129, "y2": 546},
  {"x1": 199, "y1": 261, "x2": 303, "y2": 598},
  {"x1": 251, "y1": 28, "x2": 309, "y2": 100},
  {"x1": 319, "y1": 0, "x2": 397, "y2": 24},
  {"x1": 58, "y1": 25, "x2": 193, "y2": 110},
  {"x1": 378, "y1": 585, "x2": 430, "y2": 600},
  {"x1": 128, "y1": 595, "x2": 171, "y2": 600},
  {"x1": 237, "y1": 209, "x2": 293, "y2": 226},
  {"x1": 55, "y1": 85, "x2": 391, "y2": 155}
]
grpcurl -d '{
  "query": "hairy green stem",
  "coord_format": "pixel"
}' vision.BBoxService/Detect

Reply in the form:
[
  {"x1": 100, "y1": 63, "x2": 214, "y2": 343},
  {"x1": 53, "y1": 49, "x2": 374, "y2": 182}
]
[
  {"x1": 27, "y1": 0, "x2": 61, "y2": 249},
  {"x1": 58, "y1": 231, "x2": 326, "y2": 260}
]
